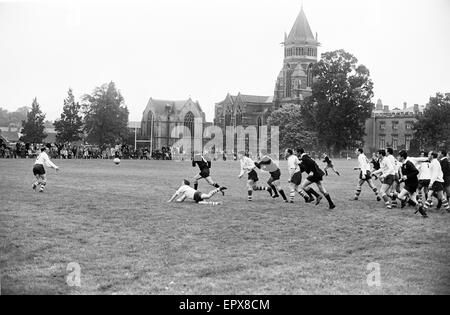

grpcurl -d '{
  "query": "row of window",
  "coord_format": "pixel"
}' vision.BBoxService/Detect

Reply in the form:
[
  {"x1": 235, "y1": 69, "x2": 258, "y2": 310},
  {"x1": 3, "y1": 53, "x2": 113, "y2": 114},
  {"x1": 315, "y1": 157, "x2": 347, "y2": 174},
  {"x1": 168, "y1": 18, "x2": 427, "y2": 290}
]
[
  {"x1": 379, "y1": 135, "x2": 413, "y2": 151},
  {"x1": 285, "y1": 47, "x2": 317, "y2": 57},
  {"x1": 379, "y1": 121, "x2": 414, "y2": 131}
]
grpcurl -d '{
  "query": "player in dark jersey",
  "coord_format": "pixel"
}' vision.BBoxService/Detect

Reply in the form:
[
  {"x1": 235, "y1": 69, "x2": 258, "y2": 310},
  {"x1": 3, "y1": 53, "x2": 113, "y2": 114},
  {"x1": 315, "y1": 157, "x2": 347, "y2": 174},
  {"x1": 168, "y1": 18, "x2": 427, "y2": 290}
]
[
  {"x1": 192, "y1": 151, "x2": 225, "y2": 193},
  {"x1": 298, "y1": 148, "x2": 336, "y2": 209},
  {"x1": 396, "y1": 150, "x2": 428, "y2": 218},
  {"x1": 322, "y1": 154, "x2": 340, "y2": 176},
  {"x1": 370, "y1": 153, "x2": 381, "y2": 180}
]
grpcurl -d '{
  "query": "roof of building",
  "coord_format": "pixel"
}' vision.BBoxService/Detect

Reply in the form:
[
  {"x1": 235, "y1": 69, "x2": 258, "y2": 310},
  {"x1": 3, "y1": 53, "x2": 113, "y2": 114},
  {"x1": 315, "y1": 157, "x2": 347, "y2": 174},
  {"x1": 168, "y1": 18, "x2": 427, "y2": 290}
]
[
  {"x1": 286, "y1": 6, "x2": 316, "y2": 44},
  {"x1": 145, "y1": 98, "x2": 204, "y2": 116},
  {"x1": 0, "y1": 130, "x2": 20, "y2": 142},
  {"x1": 238, "y1": 94, "x2": 273, "y2": 104}
]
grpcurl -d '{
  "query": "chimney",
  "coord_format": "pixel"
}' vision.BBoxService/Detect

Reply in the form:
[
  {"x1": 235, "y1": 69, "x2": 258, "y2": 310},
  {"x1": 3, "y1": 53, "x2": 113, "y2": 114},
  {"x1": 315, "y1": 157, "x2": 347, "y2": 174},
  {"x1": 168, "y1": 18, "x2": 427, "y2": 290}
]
[{"x1": 403, "y1": 102, "x2": 407, "y2": 110}]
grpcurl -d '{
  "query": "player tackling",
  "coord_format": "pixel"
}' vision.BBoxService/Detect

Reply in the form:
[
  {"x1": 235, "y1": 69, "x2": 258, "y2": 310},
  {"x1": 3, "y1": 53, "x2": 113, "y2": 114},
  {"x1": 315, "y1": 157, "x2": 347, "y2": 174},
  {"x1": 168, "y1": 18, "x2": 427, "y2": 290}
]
[{"x1": 168, "y1": 180, "x2": 227, "y2": 205}]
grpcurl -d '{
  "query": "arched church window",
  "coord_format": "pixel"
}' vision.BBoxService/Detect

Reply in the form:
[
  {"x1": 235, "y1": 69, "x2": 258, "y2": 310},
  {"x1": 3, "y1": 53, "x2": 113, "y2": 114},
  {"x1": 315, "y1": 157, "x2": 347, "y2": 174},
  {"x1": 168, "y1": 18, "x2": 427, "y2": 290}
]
[
  {"x1": 225, "y1": 112, "x2": 232, "y2": 126},
  {"x1": 235, "y1": 112, "x2": 242, "y2": 126},
  {"x1": 184, "y1": 111, "x2": 195, "y2": 137}
]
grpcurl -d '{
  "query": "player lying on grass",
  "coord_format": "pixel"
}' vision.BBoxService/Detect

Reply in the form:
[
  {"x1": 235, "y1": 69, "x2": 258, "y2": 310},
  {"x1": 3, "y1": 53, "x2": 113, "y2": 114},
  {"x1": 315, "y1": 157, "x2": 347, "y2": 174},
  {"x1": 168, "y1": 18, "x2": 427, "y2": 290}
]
[
  {"x1": 32, "y1": 145, "x2": 59, "y2": 193},
  {"x1": 167, "y1": 179, "x2": 227, "y2": 205},
  {"x1": 237, "y1": 151, "x2": 273, "y2": 201}
]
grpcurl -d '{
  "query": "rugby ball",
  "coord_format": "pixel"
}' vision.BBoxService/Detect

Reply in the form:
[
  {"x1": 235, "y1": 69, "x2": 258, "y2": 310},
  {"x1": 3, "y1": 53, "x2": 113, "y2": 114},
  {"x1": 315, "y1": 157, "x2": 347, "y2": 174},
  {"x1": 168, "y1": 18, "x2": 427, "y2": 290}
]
[{"x1": 113, "y1": 158, "x2": 121, "y2": 165}]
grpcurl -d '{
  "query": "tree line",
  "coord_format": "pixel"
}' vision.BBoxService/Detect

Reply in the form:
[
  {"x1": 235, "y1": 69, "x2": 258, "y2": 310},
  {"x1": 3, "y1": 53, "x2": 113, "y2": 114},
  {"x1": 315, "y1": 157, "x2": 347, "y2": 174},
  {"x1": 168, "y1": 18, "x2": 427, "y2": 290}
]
[
  {"x1": 268, "y1": 49, "x2": 450, "y2": 154},
  {"x1": 19, "y1": 81, "x2": 130, "y2": 145}
]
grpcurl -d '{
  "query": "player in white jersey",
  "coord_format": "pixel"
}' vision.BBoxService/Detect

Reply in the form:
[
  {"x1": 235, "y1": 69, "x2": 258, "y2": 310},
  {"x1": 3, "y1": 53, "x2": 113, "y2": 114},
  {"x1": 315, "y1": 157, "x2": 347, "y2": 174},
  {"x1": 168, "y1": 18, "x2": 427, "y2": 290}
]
[
  {"x1": 425, "y1": 152, "x2": 449, "y2": 211},
  {"x1": 32, "y1": 146, "x2": 59, "y2": 193},
  {"x1": 168, "y1": 179, "x2": 227, "y2": 205},
  {"x1": 372, "y1": 149, "x2": 396, "y2": 209},
  {"x1": 237, "y1": 151, "x2": 272, "y2": 201},
  {"x1": 408, "y1": 151, "x2": 431, "y2": 208},
  {"x1": 284, "y1": 149, "x2": 318, "y2": 204},
  {"x1": 352, "y1": 148, "x2": 381, "y2": 201},
  {"x1": 386, "y1": 148, "x2": 401, "y2": 207}
]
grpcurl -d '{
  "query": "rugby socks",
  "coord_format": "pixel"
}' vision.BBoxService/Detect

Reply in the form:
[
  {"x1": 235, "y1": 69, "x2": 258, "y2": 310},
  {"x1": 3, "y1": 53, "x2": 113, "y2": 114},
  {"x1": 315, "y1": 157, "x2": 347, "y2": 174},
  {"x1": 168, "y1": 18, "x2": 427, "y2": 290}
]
[
  {"x1": 39, "y1": 181, "x2": 46, "y2": 193},
  {"x1": 324, "y1": 193, "x2": 334, "y2": 208},
  {"x1": 297, "y1": 189, "x2": 310, "y2": 202},
  {"x1": 289, "y1": 190, "x2": 295, "y2": 203},
  {"x1": 248, "y1": 190, "x2": 253, "y2": 201},
  {"x1": 254, "y1": 186, "x2": 270, "y2": 191},
  {"x1": 279, "y1": 189, "x2": 288, "y2": 202},
  {"x1": 354, "y1": 186, "x2": 362, "y2": 200},
  {"x1": 308, "y1": 188, "x2": 320, "y2": 199},
  {"x1": 382, "y1": 195, "x2": 392, "y2": 209},
  {"x1": 270, "y1": 185, "x2": 279, "y2": 198},
  {"x1": 213, "y1": 183, "x2": 220, "y2": 188},
  {"x1": 194, "y1": 183, "x2": 198, "y2": 190},
  {"x1": 390, "y1": 193, "x2": 398, "y2": 208}
]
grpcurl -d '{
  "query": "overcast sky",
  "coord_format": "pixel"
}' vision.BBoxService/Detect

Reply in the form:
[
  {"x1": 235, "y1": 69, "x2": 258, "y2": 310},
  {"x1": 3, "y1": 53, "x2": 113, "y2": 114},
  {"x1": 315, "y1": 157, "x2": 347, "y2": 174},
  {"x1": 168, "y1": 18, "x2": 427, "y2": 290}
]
[{"x1": 1, "y1": 0, "x2": 449, "y2": 122}]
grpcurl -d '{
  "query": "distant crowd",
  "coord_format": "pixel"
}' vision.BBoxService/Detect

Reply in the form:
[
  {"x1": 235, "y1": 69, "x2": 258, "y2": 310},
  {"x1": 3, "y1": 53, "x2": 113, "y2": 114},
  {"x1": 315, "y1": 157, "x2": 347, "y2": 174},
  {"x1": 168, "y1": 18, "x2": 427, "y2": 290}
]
[{"x1": 0, "y1": 142, "x2": 173, "y2": 160}]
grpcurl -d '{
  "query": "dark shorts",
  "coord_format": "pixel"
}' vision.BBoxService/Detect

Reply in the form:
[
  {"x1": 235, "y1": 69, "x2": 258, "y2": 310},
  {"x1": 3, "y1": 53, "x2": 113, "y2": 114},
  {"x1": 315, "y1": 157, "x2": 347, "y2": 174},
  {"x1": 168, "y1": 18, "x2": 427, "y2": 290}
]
[
  {"x1": 193, "y1": 191, "x2": 204, "y2": 203},
  {"x1": 382, "y1": 175, "x2": 395, "y2": 186},
  {"x1": 199, "y1": 168, "x2": 210, "y2": 178},
  {"x1": 360, "y1": 170, "x2": 371, "y2": 181},
  {"x1": 444, "y1": 177, "x2": 450, "y2": 188},
  {"x1": 326, "y1": 163, "x2": 334, "y2": 168},
  {"x1": 248, "y1": 169, "x2": 258, "y2": 182},
  {"x1": 404, "y1": 181, "x2": 419, "y2": 195},
  {"x1": 307, "y1": 173, "x2": 323, "y2": 183},
  {"x1": 269, "y1": 169, "x2": 281, "y2": 181},
  {"x1": 290, "y1": 171, "x2": 302, "y2": 186},
  {"x1": 431, "y1": 181, "x2": 444, "y2": 192},
  {"x1": 418, "y1": 179, "x2": 430, "y2": 189},
  {"x1": 33, "y1": 164, "x2": 45, "y2": 176}
]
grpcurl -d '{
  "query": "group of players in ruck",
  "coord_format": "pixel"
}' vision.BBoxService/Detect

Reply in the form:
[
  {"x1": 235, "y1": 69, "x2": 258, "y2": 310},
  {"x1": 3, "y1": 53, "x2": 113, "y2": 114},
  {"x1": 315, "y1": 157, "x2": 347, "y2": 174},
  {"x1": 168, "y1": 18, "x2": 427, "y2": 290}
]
[
  {"x1": 168, "y1": 148, "x2": 336, "y2": 209},
  {"x1": 168, "y1": 147, "x2": 450, "y2": 219}
]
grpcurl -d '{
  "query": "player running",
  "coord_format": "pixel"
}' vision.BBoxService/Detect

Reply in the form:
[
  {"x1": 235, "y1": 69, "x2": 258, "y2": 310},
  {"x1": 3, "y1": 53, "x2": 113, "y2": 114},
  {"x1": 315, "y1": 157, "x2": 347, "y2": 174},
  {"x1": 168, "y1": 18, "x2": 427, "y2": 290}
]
[
  {"x1": 192, "y1": 151, "x2": 223, "y2": 191},
  {"x1": 386, "y1": 148, "x2": 401, "y2": 207},
  {"x1": 353, "y1": 148, "x2": 381, "y2": 201},
  {"x1": 322, "y1": 153, "x2": 340, "y2": 176},
  {"x1": 438, "y1": 150, "x2": 450, "y2": 208},
  {"x1": 396, "y1": 150, "x2": 428, "y2": 218},
  {"x1": 168, "y1": 179, "x2": 227, "y2": 205},
  {"x1": 298, "y1": 148, "x2": 335, "y2": 209},
  {"x1": 285, "y1": 149, "x2": 318, "y2": 204},
  {"x1": 372, "y1": 149, "x2": 396, "y2": 209},
  {"x1": 32, "y1": 145, "x2": 59, "y2": 193},
  {"x1": 237, "y1": 151, "x2": 273, "y2": 201},
  {"x1": 255, "y1": 149, "x2": 288, "y2": 202},
  {"x1": 424, "y1": 151, "x2": 450, "y2": 211}
]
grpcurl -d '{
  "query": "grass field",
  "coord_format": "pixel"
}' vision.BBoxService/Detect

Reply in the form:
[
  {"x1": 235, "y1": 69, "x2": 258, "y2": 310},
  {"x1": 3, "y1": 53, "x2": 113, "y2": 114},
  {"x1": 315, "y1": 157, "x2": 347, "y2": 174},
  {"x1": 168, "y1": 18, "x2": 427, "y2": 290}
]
[{"x1": 1, "y1": 158, "x2": 449, "y2": 295}]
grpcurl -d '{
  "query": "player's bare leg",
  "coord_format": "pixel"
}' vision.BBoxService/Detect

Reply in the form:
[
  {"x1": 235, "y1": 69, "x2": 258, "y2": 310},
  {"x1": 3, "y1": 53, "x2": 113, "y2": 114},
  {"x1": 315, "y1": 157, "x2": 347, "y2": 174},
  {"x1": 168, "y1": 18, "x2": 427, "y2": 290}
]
[
  {"x1": 38, "y1": 174, "x2": 47, "y2": 193},
  {"x1": 380, "y1": 183, "x2": 393, "y2": 209}
]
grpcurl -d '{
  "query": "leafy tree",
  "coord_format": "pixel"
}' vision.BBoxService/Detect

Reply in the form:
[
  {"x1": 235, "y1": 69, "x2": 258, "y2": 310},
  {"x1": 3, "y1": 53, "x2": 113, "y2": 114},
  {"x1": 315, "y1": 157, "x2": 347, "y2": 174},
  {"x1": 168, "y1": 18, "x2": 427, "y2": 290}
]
[
  {"x1": 268, "y1": 104, "x2": 317, "y2": 151},
  {"x1": 0, "y1": 106, "x2": 29, "y2": 127},
  {"x1": 413, "y1": 93, "x2": 450, "y2": 150},
  {"x1": 306, "y1": 49, "x2": 374, "y2": 154},
  {"x1": 20, "y1": 98, "x2": 47, "y2": 144},
  {"x1": 54, "y1": 88, "x2": 84, "y2": 143},
  {"x1": 82, "y1": 82, "x2": 129, "y2": 145}
]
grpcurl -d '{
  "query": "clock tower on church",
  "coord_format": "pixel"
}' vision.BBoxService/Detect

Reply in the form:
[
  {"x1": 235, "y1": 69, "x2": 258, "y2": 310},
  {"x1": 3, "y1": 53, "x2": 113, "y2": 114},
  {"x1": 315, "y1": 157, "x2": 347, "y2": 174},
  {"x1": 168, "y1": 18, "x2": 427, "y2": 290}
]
[{"x1": 273, "y1": 5, "x2": 320, "y2": 108}]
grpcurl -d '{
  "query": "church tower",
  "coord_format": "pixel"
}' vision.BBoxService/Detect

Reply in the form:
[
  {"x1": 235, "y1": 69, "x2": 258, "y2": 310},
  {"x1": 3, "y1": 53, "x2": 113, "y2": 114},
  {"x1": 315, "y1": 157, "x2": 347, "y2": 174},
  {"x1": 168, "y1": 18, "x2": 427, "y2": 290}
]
[{"x1": 274, "y1": 5, "x2": 319, "y2": 108}]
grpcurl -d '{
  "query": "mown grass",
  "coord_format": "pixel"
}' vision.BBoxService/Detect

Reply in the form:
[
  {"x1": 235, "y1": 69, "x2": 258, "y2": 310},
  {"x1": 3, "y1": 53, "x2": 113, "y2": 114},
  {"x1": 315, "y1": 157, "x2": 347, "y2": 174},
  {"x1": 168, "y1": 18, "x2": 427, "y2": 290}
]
[{"x1": 0, "y1": 158, "x2": 449, "y2": 295}]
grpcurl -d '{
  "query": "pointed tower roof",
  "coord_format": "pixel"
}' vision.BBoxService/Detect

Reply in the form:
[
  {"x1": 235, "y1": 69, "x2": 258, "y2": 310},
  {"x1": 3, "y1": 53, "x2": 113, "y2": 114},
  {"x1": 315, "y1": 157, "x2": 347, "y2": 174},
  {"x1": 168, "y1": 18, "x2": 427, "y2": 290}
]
[{"x1": 286, "y1": 6, "x2": 316, "y2": 44}]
